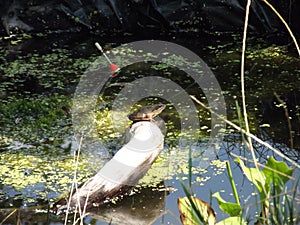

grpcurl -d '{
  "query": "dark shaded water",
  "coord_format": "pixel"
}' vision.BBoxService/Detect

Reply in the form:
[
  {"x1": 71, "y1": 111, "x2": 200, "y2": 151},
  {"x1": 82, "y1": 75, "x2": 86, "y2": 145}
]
[{"x1": 0, "y1": 32, "x2": 299, "y2": 224}]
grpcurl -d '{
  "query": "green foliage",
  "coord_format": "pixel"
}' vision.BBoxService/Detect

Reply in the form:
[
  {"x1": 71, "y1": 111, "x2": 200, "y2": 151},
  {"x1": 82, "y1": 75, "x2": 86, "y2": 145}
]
[
  {"x1": 235, "y1": 157, "x2": 294, "y2": 206},
  {"x1": 269, "y1": 183, "x2": 300, "y2": 225},
  {"x1": 215, "y1": 216, "x2": 246, "y2": 225},
  {"x1": 178, "y1": 148, "x2": 222, "y2": 225},
  {"x1": 262, "y1": 156, "x2": 294, "y2": 193},
  {"x1": 180, "y1": 157, "x2": 298, "y2": 225},
  {"x1": 211, "y1": 160, "x2": 243, "y2": 219},
  {"x1": 235, "y1": 158, "x2": 267, "y2": 195},
  {"x1": 234, "y1": 157, "x2": 296, "y2": 224},
  {"x1": 212, "y1": 192, "x2": 242, "y2": 217}
]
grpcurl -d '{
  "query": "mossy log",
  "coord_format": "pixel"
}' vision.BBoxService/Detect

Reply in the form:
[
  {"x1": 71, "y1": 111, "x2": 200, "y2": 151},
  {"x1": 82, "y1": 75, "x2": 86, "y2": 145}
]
[{"x1": 56, "y1": 121, "x2": 164, "y2": 211}]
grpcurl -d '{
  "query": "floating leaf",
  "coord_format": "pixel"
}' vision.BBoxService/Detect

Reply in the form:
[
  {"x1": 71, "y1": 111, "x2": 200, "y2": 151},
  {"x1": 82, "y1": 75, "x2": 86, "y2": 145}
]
[
  {"x1": 178, "y1": 196, "x2": 216, "y2": 225},
  {"x1": 259, "y1": 124, "x2": 270, "y2": 128}
]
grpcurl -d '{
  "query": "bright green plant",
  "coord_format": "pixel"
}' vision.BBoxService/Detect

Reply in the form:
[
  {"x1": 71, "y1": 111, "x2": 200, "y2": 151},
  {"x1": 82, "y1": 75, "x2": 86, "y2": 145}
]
[
  {"x1": 179, "y1": 156, "x2": 298, "y2": 225},
  {"x1": 212, "y1": 160, "x2": 246, "y2": 225},
  {"x1": 234, "y1": 156, "x2": 296, "y2": 224},
  {"x1": 213, "y1": 156, "x2": 297, "y2": 225}
]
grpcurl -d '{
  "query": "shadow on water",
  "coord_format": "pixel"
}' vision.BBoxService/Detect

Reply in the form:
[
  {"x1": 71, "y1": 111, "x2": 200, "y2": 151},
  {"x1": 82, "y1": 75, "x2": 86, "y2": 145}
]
[{"x1": 0, "y1": 32, "x2": 299, "y2": 224}]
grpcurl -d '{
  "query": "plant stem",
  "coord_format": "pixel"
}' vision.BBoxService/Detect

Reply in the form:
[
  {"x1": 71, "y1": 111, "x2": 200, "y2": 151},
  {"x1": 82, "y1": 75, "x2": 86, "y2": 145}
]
[
  {"x1": 226, "y1": 161, "x2": 240, "y2": 206},
  {"x1": 235, "y1": 100, "x2": 246, "y2": 144},
  {"x1": 241, "y1": 2, "x2": 269, "y2": 220},
  {"x1": 274, "y1": 92, "x2": 294, "y2": 149},
  {"x1": 262, "y1": 0, "x2": 300, "y2": 57},
  {"x1": 188, "y1": 146, "x2": 192, "y2": 189}
]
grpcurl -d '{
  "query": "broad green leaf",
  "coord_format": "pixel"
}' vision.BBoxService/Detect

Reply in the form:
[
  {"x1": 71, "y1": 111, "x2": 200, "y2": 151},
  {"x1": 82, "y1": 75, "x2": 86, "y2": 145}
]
[
  {"x1": 235, "y1": 158, "x2": 265, "y2": 193},
  {"x1": 216, "y1": 216, "x2": 246, "y2": 225},
  {"x1": 262, "y1": 156, "x2": 294, "y2": 193},
  {"x1": 178, "y1": 196, "x2": 216, "y2": 225},
  {"x1": 212, "y1": 192, "x2": 242, "y2": 217}
]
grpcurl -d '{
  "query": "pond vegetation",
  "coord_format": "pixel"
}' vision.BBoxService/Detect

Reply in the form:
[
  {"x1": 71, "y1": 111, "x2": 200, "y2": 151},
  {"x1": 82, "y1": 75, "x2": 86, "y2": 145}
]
[{"x1": 0, "y1": 29, "x2": 299, "y2": 224}]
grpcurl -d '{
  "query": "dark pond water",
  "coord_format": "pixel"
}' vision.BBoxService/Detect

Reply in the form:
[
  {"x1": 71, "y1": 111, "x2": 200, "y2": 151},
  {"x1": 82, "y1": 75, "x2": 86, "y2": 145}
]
[{"x1": 0, "y1": 32, "x2": 299, "y2": 225}]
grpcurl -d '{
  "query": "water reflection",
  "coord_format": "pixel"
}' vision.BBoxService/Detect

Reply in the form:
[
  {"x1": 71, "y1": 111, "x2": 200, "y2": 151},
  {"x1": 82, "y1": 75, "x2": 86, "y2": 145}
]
[
  {"x1": 0, "y1": 183, "x2": 168, "y2": 225},
  {"x1": 86, "y1": 183, "x2": 167, "y2": 224}
]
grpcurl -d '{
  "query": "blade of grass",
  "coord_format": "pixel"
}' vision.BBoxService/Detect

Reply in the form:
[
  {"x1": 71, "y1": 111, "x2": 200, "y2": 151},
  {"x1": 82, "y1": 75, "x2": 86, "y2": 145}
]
[
  {"x1": 64, "y1": 134, "x2": 84, "y2": 225},
  {"x1": 0, "y1": 209, "x2": 17, "y2": 225},
  {"x1": 188, "y1": 145, "x2": 192, "y2": 189},
  {"x1": 235, "y1": 100, "x2": 246, "y2": 143},
  {"x1": 179, "y1": 181, "x2": 204, "y2": 224}
]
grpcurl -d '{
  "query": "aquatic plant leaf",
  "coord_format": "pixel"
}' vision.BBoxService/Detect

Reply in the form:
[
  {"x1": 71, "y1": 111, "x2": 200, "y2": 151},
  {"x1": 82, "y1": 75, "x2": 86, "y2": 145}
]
[
  {"x1": 216, "y1": 216, "x2": 246, "y2": 225},
  {"x1": 212, "y1": 192, "x2": 242, "y2": 217},
  {"x1": 234, "y1": 158, "x2": 265, "y2": 193},
  {"x1": 262, "y1": 156, "x2": 294, "y2": 193},
  {"x1": 234, "y1": 157, "x2": 270, "y2": 210},
  {"x1": 178, "y1": 196, "x2": 216, "y2": 225}
]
